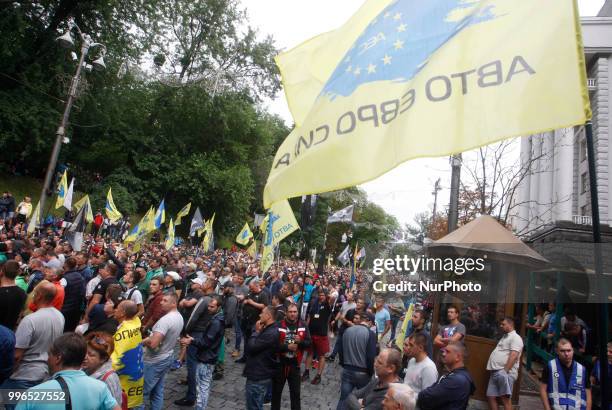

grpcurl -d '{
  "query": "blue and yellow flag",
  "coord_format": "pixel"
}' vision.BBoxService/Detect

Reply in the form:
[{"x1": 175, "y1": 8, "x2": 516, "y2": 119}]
[
  {"x1": 105, "y1": 187, "x2": 123, "y2": 222},
  {"x1": 396, "y1": 303, "x2": 415, "y2": 350},
  {"x1": 55, "y1": 171, "x2": 68, "y2": 209},
  {"x1": 236, "y1": 222, "x2": 254, "y2": 246},
  {"x1": 263, "y1": 0, "x2": 591, "y2": 207},
  {"x1": 175, "y1": 202, "x2": 191, "y2": 226},
  {"x1": 124, "y1": 207, "x2": 154, "y2": 243},
  {"x1": 154, "y1": 199, "x2": 166, "y2": 229},
  {"x1": 165, "y1": 218, "x2": 175, "y2": 251},
  {"x1": 260, "y1": 200, "x2": 299, "y2": 273},
  {"x1": 111, "y1": 316, "x2": 144, "y2": 408}
]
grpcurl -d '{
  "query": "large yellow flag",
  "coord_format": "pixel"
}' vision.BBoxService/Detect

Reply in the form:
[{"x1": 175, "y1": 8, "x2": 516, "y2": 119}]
[
  {"x1": 55, "y1": 171, "x2": 68, "y2": 209},
  {"x1": 73, "y1": 195, "x2": 94, "y2": 223},
  {"x1": 105, "y1": 187, "x2": 123, "y2": 222},
  {"x1": 263, "y1": 0, "x2": 591, "y2": 207}
]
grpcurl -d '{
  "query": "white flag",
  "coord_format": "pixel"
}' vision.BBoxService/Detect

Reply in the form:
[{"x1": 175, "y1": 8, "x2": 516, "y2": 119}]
[
  {"x1": 337, "y1": 245, "x2": 350, "y2": 266},
  {"x1": 63, "y1": 178, "x2": 74, "y2": 210},
  {"x1": 327, "y1": 205, "x2": 354, "y2": 224}
]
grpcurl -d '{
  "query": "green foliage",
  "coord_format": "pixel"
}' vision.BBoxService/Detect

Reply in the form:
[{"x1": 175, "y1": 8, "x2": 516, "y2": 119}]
[
  {"x1": 0, "y1": 0, "x2": 398, "y2": 245},
  {"x1": 89, "y1": 183, "x2": 137, "y2": 216}
]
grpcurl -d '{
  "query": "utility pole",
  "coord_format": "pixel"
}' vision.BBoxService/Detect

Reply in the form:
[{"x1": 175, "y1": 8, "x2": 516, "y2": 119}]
[
  {"x1": 430, "y1": 178, "x2": 441, "y2": 237},
  {"x1": 39, "y1": 22, "x2": 106, "y2": 223},
  {"x1": 448, "y1": 154, "x2": 462, "y2": 233}
]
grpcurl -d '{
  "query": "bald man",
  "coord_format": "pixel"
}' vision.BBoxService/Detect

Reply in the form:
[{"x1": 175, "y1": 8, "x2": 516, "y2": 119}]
[{"x1": 0, "y1": 280, "x2": 64, "y2": 393}]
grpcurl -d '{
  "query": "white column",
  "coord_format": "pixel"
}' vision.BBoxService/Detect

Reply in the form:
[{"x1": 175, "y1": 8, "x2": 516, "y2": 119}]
[
  {"x1": 539, "y1": 132, "x2": 554, "y2": 224},
  {"x1": 554, "y1": 128, "x2": 574, "y2": 222},
  {"x1": 529, "y1": 135, "x2": 542, "y2": 229},
  {"x1": 517, "y1": 136, "x2": 532, "y2": 233}
]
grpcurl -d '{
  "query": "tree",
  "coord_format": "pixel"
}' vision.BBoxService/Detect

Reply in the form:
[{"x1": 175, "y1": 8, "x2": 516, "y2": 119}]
[
  {"x1": 148, "y1": 0, "x2": 281, "y2": 101},
  {"x1": 293, "y1": 188, "x2": 400, "y2": 261}
]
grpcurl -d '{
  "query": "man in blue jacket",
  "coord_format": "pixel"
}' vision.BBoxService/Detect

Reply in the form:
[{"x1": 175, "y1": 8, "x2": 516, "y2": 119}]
[
  {"x1": 416, "y1": 341, "x2": 475, "y2": 410},
  {"x1": 243, "y1": 306, "x2": 280, "y2": 410}
]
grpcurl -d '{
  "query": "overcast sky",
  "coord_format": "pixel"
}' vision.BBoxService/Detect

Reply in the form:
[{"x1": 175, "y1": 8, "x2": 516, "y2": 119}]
[{"x1": 244, "y1": 0, "x2": 606, "y2": 227}]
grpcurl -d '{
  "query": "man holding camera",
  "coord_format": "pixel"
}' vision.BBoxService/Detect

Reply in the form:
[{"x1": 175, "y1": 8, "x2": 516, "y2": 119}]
[{"x1": 272, "y1": 303, "x2": 311, "y2": 410}]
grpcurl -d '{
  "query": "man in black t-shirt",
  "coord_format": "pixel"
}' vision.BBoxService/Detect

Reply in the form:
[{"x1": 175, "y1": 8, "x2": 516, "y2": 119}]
[
  {"x1": 236, "y1": 279, "x2": 269, "y2": 363},
  {"x1": 302, "y1": 289, "x2": 332, "y2": 385},
  {"x1": 0, "y1": 260, "x2": 26, "y2": 330},
  {"x1": 84, "y1": 262, "x2": 119, "y2": 322}
]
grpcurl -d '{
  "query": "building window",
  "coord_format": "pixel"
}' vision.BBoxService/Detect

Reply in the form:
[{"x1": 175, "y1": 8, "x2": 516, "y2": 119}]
[
  {"x1": 581, "y1": 172, "x2": 589, "y2": 194},
  {"x1": 581, "y1": 205, "x2": 589, "y2": 216},
  {"x1": 580, "y1": 139, "x2": 587, "y2": 162}
]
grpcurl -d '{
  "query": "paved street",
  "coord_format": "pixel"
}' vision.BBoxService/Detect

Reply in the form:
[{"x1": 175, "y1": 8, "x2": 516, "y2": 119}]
[
  {"x1": 162, "y1": 341, "x2": 344, "y2": 409},
  {"x1": 159, "y1": 335, "x2": 545, "y2": 410}
]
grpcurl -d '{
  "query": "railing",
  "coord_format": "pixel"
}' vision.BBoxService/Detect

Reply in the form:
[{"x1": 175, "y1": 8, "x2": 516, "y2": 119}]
[
  {"x1": 587, "y1": 78, "x2": 596, "y2": 90},
  {"x1": 573, "y1": 215, "x2": 592, "y2": 225}
]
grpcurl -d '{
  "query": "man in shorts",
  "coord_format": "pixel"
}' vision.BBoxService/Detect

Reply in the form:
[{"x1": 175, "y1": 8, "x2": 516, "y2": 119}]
[
  {"x1": 302, "y1": 290, "x2": 332, "y2": 385},
  {"x1": 486, "y1": 317, "x2": 523, "y2": 410}
]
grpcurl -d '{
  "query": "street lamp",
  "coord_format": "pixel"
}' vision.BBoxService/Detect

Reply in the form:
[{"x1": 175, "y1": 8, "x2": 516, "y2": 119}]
[{"x1": 39, "y1": 21, "x2": 106, "y2": 223}]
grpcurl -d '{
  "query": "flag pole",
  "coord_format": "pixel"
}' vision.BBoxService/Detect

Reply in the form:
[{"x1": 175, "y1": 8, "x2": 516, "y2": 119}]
[
  {"x1": 585, "y1": 121, "x2": 609, "y2": 410},
  {"x1": 317, "y1": 211, "x2": 330, "y2": 275}
]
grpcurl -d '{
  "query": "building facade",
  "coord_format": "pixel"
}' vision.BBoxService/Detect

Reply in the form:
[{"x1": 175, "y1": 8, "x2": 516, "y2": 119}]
[{"x1": 514, "y1": 3, "x2": 612, "y2": 242}]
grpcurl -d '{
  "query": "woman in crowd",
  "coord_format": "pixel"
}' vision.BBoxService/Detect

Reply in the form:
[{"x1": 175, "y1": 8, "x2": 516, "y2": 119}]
[{"x1": 82, "y1": 331, "x2": 124, "y2": 408}]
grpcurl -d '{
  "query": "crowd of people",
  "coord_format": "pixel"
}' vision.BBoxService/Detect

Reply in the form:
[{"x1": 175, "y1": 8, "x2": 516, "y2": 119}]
[{"x1": 0, "y1": 210, "x2": 610, "y2": 410}]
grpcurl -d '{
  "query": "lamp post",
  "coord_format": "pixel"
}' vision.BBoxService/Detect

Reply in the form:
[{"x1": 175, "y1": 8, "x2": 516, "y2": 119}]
[{"x1": 39, "y1": 21, "x2": 106, "y2": 223}]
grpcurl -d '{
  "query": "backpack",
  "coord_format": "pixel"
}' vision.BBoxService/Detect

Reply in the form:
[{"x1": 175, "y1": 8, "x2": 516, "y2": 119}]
[{"x1": 102, "y1": 370, "x2": 129, "y2": 410}]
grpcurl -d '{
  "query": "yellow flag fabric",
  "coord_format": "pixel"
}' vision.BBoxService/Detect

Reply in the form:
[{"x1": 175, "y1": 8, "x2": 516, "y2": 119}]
[
  {"x1": 395, "y1": 303, "x2": 415, "y2": 350},
  {"x1": 260, "y1": 211, "x2": 274, "y2": 274},
  {"x1": 111, "y1": 317, "x2": 144, "y2": 408},
  {"x1": 27, "y1": 201, "x2": 40, "y2": 234},
  {"x1": 142, "y1": 207, "x2": 156, "y2": 233},
  {"x1": 73, "y1": 195, "x2": 94, "y2": 223},
  {"x1": 55, "y1": 171, "x2": 68, "y2": 209},
  {"x1": 105, "y1": 187, "x2": 123, "y2": 222},
  {"x1": 124, "y1": 207, "x2": 154, "y2": 243},
  {"x1": 247, "y1": 239, "x2": 257, "y2": 258},
  {"x1": 264, "y1": 0, "x2": 591, "y2": 207},
  {"x1": 263, "y1": 200, "x2": 299, "y2": 244},
  {"x1": 165, "y1": 218, "x2": 175, "y2": 251},
  {"x1": 202, "y1": 213, "x2": 215, "y2": 252},
  {"x1": 236, "y1": 222, "x2": 254, "y2": 246},
  {"x1": 175, "y1": 202, "x2": 191, "y2": 226},
  {"x1": 260, "y1": 200, "x2": 300, "y2": 273}
]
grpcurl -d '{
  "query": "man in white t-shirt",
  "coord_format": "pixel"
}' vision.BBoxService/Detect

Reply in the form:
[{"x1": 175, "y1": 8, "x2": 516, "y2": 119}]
[
  {"x1": 403, "y1": 333, "x2": 438, "y2": 395},
  {"x1": 142, "y1": 293, "x2": 184, "y2": 410},
  {"x1": 0, "y1": 282, "x2": 64, "y2": 393},
  {"x1": 486, "y1": 317, "x2": 524, "y2": 410}
]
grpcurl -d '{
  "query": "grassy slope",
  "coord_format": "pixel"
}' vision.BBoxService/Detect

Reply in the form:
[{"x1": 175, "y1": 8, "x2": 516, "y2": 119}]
[{"x1": 0, "y1": 175, "x2": 235, "y2": 244}]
